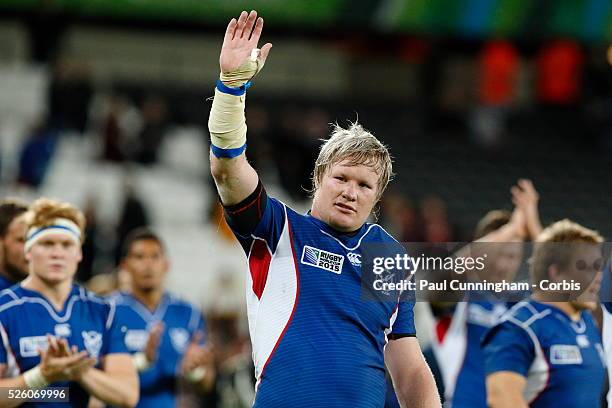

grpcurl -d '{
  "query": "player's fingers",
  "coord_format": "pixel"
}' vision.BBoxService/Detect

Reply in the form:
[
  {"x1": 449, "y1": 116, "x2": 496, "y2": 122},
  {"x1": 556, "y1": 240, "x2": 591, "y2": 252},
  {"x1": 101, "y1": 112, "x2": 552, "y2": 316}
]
[
  {"x1": 58, "y1": 338, "x2": 70, "y2": 357},
  {"x1": 510, "y1": 186, "x2": 523, "y2": 199},
  {"x1": 235, "y1": 11, "x2": 248, "y2": 39},
  {"x1": 64, "y1": 351, "x2": 90, "y2": 366},
  {"x1": 260, "y1": 42, "x2": 273, "y2": 62},
  {"x1": 250, "y1": 17, "x2": 264, "y2": 42},
  {"x1": 38, "y1": 347, "x2": 48, "y2": 363},
  {"x1": 241, "y1": 10, "x2": 258, "y2": 39},
  {"x1": 150, "y1": 322, "x2": 164, "y2": 340},
  {"x1": 47, "y1": 334, "x2": 59, "y2": 354},
  {"x1": 224, "y1": 18, "x2": 238, "y2": 42}
]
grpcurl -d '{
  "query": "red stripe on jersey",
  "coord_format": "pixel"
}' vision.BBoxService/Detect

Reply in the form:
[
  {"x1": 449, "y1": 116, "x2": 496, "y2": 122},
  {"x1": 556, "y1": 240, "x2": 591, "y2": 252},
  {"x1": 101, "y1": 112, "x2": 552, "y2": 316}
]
[{"x1": 249, "y1": 239, "x2": 272, "y2": 299}]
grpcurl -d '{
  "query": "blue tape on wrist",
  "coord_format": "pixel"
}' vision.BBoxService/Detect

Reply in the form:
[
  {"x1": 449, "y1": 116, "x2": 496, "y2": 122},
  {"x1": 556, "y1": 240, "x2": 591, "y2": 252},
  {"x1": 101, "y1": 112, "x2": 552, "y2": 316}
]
[
  {"x1": 215, "y1": 79, "x2": 252, "y2": 96},
  {"x1": 211, "y1": 143, "x2": 247, "y2": 158}
]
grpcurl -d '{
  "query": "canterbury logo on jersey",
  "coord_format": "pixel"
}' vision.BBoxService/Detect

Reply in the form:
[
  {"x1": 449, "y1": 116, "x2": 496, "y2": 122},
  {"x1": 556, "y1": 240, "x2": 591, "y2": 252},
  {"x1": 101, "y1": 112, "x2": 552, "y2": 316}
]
[
  {"x1": 301, "y1": 245, "x2": 344, "y2": 274},
  {"x1": 347, "y1": 252, "x2": 361, "y2": 266}
]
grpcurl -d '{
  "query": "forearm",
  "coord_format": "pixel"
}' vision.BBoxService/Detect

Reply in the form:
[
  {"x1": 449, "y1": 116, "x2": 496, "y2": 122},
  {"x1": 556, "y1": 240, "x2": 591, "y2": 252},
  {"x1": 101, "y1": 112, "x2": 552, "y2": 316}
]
[
  {"x1": 487, "y1": 391, "x2": 528, "y2": 408},
  {"x1": 393, "y1": 365, "x2": 441, "y2": 408},
  {"x1": 78, "y1": 368, "x2": 138, "y2": 408},
  {"x1": 0, "y1": 376, "x2": 28, "y2": 407},
  {"x1": 210, "y1": 152, "x2": 258, "y2": 205},
  {"x1": 525, "y1": 210, "x2": 542, "y2": 240},
  {"x1": 208, "y1": 84, "x2": 258, "y2": 205},
  {"x1": 477, "y1": 223, "x2": 522, "y2": 243}
]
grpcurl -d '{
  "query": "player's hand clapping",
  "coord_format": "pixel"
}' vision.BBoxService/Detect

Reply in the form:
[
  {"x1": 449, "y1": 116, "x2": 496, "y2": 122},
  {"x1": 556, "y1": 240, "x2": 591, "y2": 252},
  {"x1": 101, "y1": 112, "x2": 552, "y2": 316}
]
[
  {"x1": 38, "y1": 335, "x2": 96, "y2": 383},
  {"x1": 143, "y1": 322, "x2": 164, "y2": 364}
]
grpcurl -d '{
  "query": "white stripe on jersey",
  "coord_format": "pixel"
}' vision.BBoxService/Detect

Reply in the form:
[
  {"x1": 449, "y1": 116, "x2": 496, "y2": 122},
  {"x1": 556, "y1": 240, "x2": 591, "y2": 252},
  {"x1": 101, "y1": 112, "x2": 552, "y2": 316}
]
[{"x1": 249, "y1": 206, "x2": 298, "y2": 389}]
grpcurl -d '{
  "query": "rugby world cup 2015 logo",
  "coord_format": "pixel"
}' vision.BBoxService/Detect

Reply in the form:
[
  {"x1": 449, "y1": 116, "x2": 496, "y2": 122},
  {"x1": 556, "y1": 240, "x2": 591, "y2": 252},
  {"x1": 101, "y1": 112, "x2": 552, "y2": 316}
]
[{"x1": 301, "y1": 245, "x2": 344, "y2": 274}]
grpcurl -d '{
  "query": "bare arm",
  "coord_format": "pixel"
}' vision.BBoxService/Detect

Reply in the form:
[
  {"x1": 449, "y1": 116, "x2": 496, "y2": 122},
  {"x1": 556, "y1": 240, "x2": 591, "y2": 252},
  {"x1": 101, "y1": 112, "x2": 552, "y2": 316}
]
[
  {"x1": 486, "y1": 371, "x2": 529, "y2": 408},
  {"x1": 77, "y1": 354, "x2": 139, "y2": 408},
  {"x1": 209, "y1": 10, "x2": 272, "y2": 205},
  {"x1": 511, "y1": 179, "x2": 542, "y2": 240},
  {"x1": 0, "y1": 364, "x2": 28, "y2": 408},
  {"x1": 384, "y1": 337, "x2": 441, "y2": 408}
]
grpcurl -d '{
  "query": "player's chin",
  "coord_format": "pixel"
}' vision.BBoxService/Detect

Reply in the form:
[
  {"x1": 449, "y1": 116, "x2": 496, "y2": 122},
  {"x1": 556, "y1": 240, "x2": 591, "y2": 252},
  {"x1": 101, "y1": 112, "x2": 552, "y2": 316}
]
[
  {"x1": 329, "y1": 212, "x2": 362, "y2": 232},
  {"x1": 570, "y1": 300, "x2": 597, "y2": 311}
]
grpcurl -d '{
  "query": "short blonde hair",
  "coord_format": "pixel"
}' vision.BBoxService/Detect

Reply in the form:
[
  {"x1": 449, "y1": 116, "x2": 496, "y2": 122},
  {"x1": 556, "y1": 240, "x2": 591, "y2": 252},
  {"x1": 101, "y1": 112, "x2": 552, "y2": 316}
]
[
  {"x1": 25, "y1": 198, "x2": 86, "y2": 242},
  {"x1": 531, "y1": 219, "x2": 603, "y2": 283},
  {"x1": 311, "y1": 122, "x2": 393, "y2": 201}
]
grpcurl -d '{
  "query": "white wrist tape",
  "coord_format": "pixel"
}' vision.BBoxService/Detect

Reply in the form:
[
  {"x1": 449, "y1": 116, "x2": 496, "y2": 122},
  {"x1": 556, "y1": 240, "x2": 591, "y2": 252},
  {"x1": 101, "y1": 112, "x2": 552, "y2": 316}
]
[
  {"x1": 208, "y1": 88, "x2": 247, "y2": 155},
  {"x1": 220, "y1": 48, "x2": 264, "y2": 88},
  {"x1": 185, "y1": 366, "x2": 207, "y2": 383},
  {"x1": 23, "y1": 366, "x2": 49, "y2": 389},
  {"x1": 132, "y1": 352, "x2": 151, "y2": 372}
]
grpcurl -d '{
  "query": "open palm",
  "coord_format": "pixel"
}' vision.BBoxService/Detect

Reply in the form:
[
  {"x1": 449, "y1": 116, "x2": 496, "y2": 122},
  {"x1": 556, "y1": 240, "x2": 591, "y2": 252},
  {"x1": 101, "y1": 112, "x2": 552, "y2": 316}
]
[{"x1": 220, "y1": 10, "x2": 272, "y2": 73}]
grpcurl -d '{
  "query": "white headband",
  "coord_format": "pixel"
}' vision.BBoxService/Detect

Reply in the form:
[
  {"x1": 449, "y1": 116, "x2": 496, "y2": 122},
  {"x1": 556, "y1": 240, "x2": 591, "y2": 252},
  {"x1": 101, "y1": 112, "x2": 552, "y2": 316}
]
[{"x1": 24, "y1": 218, "x2": 82, "y2": 252}]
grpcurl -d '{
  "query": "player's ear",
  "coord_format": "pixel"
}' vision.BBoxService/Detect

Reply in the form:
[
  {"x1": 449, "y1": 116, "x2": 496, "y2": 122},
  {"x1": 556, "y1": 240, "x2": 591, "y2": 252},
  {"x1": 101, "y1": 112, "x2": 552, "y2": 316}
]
[
  {"x1": 76, "y1": 246, "x2": 83, "y2": 263},
  {"x1": 163, "y1": 258, "x2": 170, "y2": 274}
]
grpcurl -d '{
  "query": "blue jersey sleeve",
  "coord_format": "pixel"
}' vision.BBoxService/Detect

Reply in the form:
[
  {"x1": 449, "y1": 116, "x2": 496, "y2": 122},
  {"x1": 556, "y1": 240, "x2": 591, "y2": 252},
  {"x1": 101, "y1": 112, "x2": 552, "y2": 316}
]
[
  {"x1": 224, "y1": 181, "x2": 286, "y2": 256},
  {"x1": 482, "y1": 320, "x2": 535, "y2": 377},
  {"x1": 102, "y1": 300, "x2": 129, "y2": 356},
  {"x1": 390, "y1": 295, "x2": 416, "y2": 337}
]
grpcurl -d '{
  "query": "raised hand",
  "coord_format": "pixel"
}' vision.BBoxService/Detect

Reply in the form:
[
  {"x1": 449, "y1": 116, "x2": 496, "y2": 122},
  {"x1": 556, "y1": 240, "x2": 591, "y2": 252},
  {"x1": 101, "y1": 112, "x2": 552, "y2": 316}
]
[
  {"x1": 220, "y1": 10, "x2": 272, "y2": 78},
  {"x1": 511, "y1": 179, "x2": 542, "y2": 239}
]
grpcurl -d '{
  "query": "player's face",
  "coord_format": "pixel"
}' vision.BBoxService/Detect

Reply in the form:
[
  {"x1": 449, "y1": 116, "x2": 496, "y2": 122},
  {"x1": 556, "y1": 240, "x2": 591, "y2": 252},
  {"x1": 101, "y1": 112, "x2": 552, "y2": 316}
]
[
  {"x1": 487, "y1": 239, "x2": 523, "y2": 283},
  {"x1": 312, "y1": 159, "x2": 379, "y2": 232},
  {"x1": 567, "y1": 245, "x2": 603, "y2": 311},
  {"x1": 26, "y1": 234, "x2": 82, "y2": 285},
  {"x1": 1, "y1": 217, "x2": 28, "y2": 280},
  {"x1": 123, "y1": 240, "x2": 168, "y2": 292}
]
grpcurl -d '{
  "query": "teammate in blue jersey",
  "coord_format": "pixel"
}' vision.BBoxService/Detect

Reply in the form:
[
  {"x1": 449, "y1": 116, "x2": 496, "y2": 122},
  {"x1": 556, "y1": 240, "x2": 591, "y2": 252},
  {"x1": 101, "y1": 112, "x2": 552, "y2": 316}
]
[
  {"x1": 0, "y1": 198, "x2": 29, "y2": 290},
  {"x1": 207, "y1": 10, "x2": 440, "y2": 407},
  {"x1": 483, "y1": 220, "x2": 605, "y2": 408},
  {"x1": 0, "y1": 198, "x2": 139, "y2": 407},
  {"x1": 112, "y1": 228, "x2": 214, "y2": 408},
  {"x1": 440, "y1": 180, "x2": 542, "y2": 408}
]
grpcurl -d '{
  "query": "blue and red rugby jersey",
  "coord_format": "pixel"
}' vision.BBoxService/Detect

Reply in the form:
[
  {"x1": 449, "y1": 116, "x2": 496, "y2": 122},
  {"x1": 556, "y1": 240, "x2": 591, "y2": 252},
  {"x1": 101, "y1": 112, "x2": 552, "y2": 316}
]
[{"x1": 224, "y1": 181, "x2": 416, "y2": 408}]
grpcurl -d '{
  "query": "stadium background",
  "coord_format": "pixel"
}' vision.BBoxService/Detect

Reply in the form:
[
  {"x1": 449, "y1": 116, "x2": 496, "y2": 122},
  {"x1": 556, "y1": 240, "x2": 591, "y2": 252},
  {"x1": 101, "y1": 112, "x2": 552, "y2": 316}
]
[{"x1": 0, "y1": 1, "x2": 611, "y2": 406}]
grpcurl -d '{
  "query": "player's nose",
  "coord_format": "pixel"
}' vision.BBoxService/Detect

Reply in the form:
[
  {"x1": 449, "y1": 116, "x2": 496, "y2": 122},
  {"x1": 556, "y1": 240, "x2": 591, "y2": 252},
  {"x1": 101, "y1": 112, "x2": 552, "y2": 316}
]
[{"x1": 341, "y1": 182, "x2": 357, "y2": 201}]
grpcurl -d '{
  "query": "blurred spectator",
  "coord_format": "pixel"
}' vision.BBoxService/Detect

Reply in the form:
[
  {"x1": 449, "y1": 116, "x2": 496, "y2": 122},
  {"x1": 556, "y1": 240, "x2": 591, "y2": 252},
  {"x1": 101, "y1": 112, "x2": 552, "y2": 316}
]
[
  {"x1": 471, "y1": 41, "x2": 519, "y2": 150},
  {"x1": 17, "y1": 121, "x2": 58, "y2": 188},
  {"x1": 96, "y1": 93, "x2": 142, "y2": 162},
  {"x1": 537, "y1": 40, "x2": 583, "y2": 105},
  {"x1": 272, "y1": 107, "x2": 327, "y2": 201},
  {"x1": 245, "y1": 104, "x2": 273, "y2": 174},
  {"x1": 379, "y1": 190, "x2": 423, "y2": 242},
  {"x1": 134, "y1": 95, "x2": 169, "y2": 165},
  {"x1": 48, "y1": 58, "x2": 94, "y2": 134},
  {"x1": 114, "y1": 177, "x2": 150, "y2": 263},
  {"x1": 76, "y1": 193, "x2": 100, "y2": 283},
  {"x1": 420, "y1": 195, "x2": 456, "y2": 243},
  {"x1": 536, "y1": 40, "x2": 585, "y2": 140}
]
